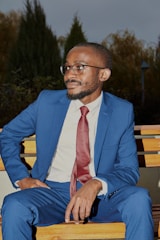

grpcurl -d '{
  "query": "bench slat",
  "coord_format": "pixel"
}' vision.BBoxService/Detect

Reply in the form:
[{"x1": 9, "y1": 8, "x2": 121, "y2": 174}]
[
  {"x1": 1, "y1": 135, "x2": 160, "y2": 170},
  {"x1": 0, "y1": 160, "x2": 4, "y2": 171},
  {"x1": 144, "y1": 154, "x2": 160, "y2": 167},
  {"x1": 35, "y1": 222, "x2": 126, "y2": 240},
  {"x1": 142, "y1": 138, "x2": 160, "y2": 151}
]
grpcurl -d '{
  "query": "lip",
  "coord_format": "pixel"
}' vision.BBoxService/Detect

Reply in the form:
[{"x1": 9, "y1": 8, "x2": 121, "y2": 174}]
[{"x1": 65, "y1": 81, "x2": 81, "y2": 89}]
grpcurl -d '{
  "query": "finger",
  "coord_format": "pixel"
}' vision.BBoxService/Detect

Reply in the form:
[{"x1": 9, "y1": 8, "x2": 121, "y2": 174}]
[
  {"x1": 79, "y1": 201, "x2": 91, "y2": 220},
  {"x1": 85, "y1": 205, "x2": 91, "y2": 218},
  {"x1": 71, "y1": 197, "x2": 82, "y2": 223},
  {"x1": 34, "y1": 179, "x2": 50, "y2": 188},
  {"x1": 72, "y1": 204, "x2": 80, "y2": 223},
  {"x1": 79, "y1": 200, "x2": 86, "y2": 220},
  {"x1": 37, "y1": 182, "x2": 51, "y2": 188},
  {"x1": 29, "y1": 181, "x2": 49, "y2": 189},
  {"x1": 65, "y1": 200, "x2": 74, "y2": 223}
]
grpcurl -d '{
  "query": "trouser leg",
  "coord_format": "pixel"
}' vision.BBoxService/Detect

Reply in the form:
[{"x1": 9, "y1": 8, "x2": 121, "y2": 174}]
[
  {"x1": 90, "y1": 186, "x2": 154, "y2": 240},
  {"x1": 1, "y1": 182, "x2": 70, "y2": 240}
]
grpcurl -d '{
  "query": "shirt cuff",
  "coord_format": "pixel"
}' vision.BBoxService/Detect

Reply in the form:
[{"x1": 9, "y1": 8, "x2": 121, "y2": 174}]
[
  {"x1": 93, "y1": 177, "x2": 108, "y2": 196},
  {"x1": 15, "y1": 180, "x2": 20, "y2": 187}
]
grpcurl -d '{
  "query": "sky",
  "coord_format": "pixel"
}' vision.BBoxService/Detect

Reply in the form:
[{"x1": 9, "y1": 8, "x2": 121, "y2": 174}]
[{"x1": 0, "y1": 0, "x2": 160, "y2": 47}]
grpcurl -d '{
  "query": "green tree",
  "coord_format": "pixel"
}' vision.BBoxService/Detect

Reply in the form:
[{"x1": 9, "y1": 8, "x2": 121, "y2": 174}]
[
  {"x1": 7, "y1": 0, "x2": 61, "y2": 90},
  {"x1": 147, "y1": 37, "x2": 160, "y2": 123},
  {"x1": 0, "y1": 0, "x2": 62, "y2": 126},
  {"x1": 0, "y1": 11, "x2": 21, "y2": 84},
  {"x1": 102, "y1": 30, "x2": 159, "y2": 124},
  {"x1": 63, "y1": 15, "x2": 87, "y2": 61},
  {"x1": 102, "y1": 30, "x2": 145, "y2": 101}
]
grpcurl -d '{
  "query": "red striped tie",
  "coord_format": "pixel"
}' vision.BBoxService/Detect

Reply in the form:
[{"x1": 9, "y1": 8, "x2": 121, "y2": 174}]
[{"x1": 70, "y1": 106, "x2": 92, "y2": 197}]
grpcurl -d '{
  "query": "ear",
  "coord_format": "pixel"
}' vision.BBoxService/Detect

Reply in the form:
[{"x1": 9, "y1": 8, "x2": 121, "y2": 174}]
[{"x1": 99, "y1": 68, "x2": 111, "y2": 82}]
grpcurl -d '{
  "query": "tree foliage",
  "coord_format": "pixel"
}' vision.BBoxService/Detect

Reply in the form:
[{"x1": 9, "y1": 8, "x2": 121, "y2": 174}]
[
  {"x1": 7, "y1": 0, "x2": 61, "y2": 89},
  {"x1": 0, "y1": 4, "x2": 160, "y2": 126},
  {"x1": 0, "y1": 11, "x2": 21, "y2": 84},
  {"x1": 0, "y1": 0, "x2": 62, "y2": 126},
  {"x1": 102, "y1": 31, "x2": 146, "y2": 99},
  {"x1": 102, "y1": 30, "x2": 160, "y2": 123},
  {"x1": 63, "y1": 15, "x2": 87, "y2": 61}
]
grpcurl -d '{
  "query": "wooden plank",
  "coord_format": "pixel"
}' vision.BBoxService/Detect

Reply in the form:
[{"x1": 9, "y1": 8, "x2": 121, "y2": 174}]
[
  {"x1": 142, "y1": 138, "x2": 160, "y2": 151},
  {"x1": 0, "y1": 217, "x2": 125, "y2": 240},
  {"x1": 0, "y1": 224, "x2": 124, "y2": 240},
  {"x1": 23, "y1": 135, "x2": 36, "y2": 153},
  {"x1": 0, "y1": 135, "x2": 36, "y2": 170},
  {"x1": 141, "y1": 129, "x2": 160, "y2": 135},
  {"x1": 135, "y1": 124, "x2": 160, "y2": 131},
  {"x1": 0, "y1": 158, "x2": 4, "y2": 171},
  {"x1": 36, "y1": 222, "x2": 126, "y2": 240},
  {"x1": 145, "y1": 154, "x2": 160, "y2": 167},
  {"x1": 159, "y1": 222, "x2": 160, "y2": 238},
  {"x1": 1, "y1": 129, "x2": 160, "y2": 171}
]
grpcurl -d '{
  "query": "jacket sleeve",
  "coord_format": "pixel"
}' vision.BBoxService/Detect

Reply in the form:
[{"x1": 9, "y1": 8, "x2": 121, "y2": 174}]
[
  {"x1": 96, "y1": 102, "x2": 139, "y2": 200},
  {"x1": 0, "y1": 93, "x2": 41, "y2": 187}
]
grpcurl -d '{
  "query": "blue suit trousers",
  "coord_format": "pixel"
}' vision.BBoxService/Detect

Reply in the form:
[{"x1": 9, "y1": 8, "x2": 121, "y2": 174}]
[{"x1": 1, "y1": 181, "x2": 154, "y2": 240}]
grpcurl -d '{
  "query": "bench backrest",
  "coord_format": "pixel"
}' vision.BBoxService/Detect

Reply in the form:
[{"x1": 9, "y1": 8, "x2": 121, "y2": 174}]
[
  {"x1": 134, "y1": 125, "x2": 160, "y2": 167},
  {"x1": 0, "y1": 125, "x2": 160, "y2": 171}
]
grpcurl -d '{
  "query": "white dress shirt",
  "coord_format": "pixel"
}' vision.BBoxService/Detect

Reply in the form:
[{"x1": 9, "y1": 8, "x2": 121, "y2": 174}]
[{"x1": 46, "y1": 92, "x2": 107, "y2": 195}]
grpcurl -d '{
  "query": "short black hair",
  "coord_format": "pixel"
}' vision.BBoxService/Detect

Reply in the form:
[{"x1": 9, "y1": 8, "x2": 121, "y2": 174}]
[{"x1": 74, "y1": 42, "x2": 112, "y2": 70}]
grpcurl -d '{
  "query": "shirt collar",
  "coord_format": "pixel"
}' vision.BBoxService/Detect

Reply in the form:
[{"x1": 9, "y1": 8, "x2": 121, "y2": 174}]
[{"x1": 72, "y1": 92, "x2": 103, "y2": 113}]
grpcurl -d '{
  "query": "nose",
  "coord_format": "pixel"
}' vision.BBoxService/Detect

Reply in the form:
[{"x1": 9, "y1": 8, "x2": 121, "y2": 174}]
[{"x1": 65, "y1": 68, "x2": 78, "y2": 77}]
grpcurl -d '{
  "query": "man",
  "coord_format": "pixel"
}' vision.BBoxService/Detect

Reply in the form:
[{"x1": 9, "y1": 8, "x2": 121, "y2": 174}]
[{"x1": 0, "y1": 42, "x2": 154, "y2": 239}]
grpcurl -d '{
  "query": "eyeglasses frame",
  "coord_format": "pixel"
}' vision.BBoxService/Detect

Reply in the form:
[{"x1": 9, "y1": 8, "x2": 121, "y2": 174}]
[{"x1": 60, "y1": 64, "x2": 106, "y2": 75}]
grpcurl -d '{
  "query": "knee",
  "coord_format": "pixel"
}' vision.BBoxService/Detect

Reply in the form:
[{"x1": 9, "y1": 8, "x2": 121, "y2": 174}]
[
  {"x1": 1, "y1": 192, "x2": 32, "y2": 221},
  {"x1": 2, "y1": 193, "x2": 23, "y2": 216},
  {"x1": 126, "y1": 187, "x2": 152, "y2": 213},
  {"x1": 131, "y1": 187, "x2": 151, "y2": 204}
]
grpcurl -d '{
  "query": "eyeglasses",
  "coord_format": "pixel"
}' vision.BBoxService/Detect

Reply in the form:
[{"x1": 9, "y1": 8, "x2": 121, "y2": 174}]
[{"x1": 60, "y1": 64, "x2": 106, "y2": 75}]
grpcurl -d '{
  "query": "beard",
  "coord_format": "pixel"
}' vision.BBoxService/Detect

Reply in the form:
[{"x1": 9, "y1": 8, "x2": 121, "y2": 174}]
[
  {"x1": 67, "y1": 80, "x2": 100, "y2": 100},
  {"x1": 67, "y1": 88, "x2": 95, "y2": 100},
  {"x1": 65, "y1": 77, "x2": 101, "y2": 100}
]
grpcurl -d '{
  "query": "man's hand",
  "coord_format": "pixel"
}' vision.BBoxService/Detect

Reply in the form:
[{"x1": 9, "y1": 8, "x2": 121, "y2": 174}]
[
  {"x1": 65, "y1": 179, "x2": 102, "y2": 224},
  {"x1": 17, "y1": 177, "x2": 49, "y2": 190}
]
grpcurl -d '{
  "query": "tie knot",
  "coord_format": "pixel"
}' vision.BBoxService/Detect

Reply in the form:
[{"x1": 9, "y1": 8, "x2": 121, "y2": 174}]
[{"x1": 80, "y1": 106, "x2": 89, "y2": 116}]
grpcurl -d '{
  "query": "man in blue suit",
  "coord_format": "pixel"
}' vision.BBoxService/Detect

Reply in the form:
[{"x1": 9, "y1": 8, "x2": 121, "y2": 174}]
[{"x1": 0, "y1": 42, "x2": 154, "y2": 239}]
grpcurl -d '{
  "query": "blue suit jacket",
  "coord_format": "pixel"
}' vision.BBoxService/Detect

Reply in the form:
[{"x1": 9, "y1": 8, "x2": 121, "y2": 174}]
[{"x1": 0, "y1": 90, "x2": 139, "y2": 198}]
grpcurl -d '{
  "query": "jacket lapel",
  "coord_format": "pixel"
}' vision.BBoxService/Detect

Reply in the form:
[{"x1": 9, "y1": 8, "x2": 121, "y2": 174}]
[
  {"x1": 44, "y1": 95, "x2": 70, "y2": 164},
  {"x1": 94, "y1": 92, "x2": 113, "y2": 172},
  {"x1": 33, "y1": 93, "x2": 71, "y2": 180}
]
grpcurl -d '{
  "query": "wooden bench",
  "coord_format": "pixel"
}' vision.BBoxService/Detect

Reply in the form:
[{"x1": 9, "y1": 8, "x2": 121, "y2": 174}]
[{"x1": 0, "y1": 125, "x2": 160, "y2": 240}]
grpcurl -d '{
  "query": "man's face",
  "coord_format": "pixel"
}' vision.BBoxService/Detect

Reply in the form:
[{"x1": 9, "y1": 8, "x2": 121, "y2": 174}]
[{"x1": 63, "y1": 46, "x2": 106, "y2": 104}]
